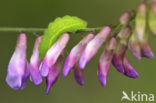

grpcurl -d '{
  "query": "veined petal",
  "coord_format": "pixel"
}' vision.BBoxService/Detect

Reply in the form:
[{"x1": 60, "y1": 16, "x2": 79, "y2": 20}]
[
  {"x1": 123, "y1": 55, "x2": 139, "y2": 78},
  {"x1": 63, "y1": 34, "x2": 94, "y2": 77},
  {"x1": 45, "y1": 55, "x2": 63, "y2": 95},
  {"x1": 40, "y1": 33, "x2": 70, "y2": 77},
  {"x1": 98, "y1": 38, "x2": 117, "y2": 86},
  {"x1": 6, "y1": 33, "x2": 28, "y2": 90},
  {"x1": 29, "y1": 36, "x2": 42, "y2": 86},
  {"x1": 79, "y1": 26, "x2": 111, "y2": 69}
]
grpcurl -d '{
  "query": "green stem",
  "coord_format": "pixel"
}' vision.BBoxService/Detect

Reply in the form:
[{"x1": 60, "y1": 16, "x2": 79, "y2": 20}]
[{"x1": 0, "y1": 11, "x2": 135, "y2": 34}]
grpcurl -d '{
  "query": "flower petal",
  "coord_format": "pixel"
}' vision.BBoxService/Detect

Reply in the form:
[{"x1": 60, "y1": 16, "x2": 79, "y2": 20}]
[
  {"x1": 73, "y1": 64, "x2": 84, "y2": 86},
  {"x1": 79, "y1": 26, "x2": 111, "y2": 69},
  {"x1": 40, "y1": 33, "x2": 70, "y2": 77},
  {"x1": 123, "y1": 55, "x2": 139, "y2": 78},
  {"x1": 29, "y1": 36, "x2": 42, "y2": 86},
  {"x1": 45, "y1": 55, "x2": 63, "y2": 95},
  {"x1": 63, "y1": 34, "x2": 94, "y2": 77},
  {"x1": 98, "y1": 38, "x2": 117, "y2": 86},
  {"x1": 6, "y1": 33, "x2": 28, "y2": 90}
]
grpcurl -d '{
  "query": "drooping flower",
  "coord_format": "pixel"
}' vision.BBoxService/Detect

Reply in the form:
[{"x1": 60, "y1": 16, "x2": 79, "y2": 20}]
[
  {"x1": 29, "y1": 36, "x2": 42, "y2": 86},
  {"x1": 134, "y1": 1, "x2": 154, "y2": 59},
  {"x1": 123, "y1": 55, "x2": 139, "y2": 78},
  {"x1": 40, "y1": 33, "x2": 70, "y2": 77},
  {"x1": 129, "y1": 32, "x2": 141, "y2": 60},
  {"x1": 6, "y1": 33, "x2": 29, "y2": 90},
  {"x1": 112, "y1": 26, "x2": 131, "y2": 73},
  {"x1": 63, "y1": 34, "x2": 94, "y2": 77},
  {"x1": 98, "y1": 38, "x2": 117, "y2": 86},
  {"x1": 45, "y1": 54, "x2": 63, "y2": 95},
  {"x1": 73, "y1": 64, "x2": 84, "y2": 86},
  {"x1": 79, "y1": 26, "x2": 111, "y2": 69}
]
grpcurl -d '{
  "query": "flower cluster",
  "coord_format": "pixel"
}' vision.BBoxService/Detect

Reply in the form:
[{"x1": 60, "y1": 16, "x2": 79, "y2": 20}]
[{"x1": 6, "y1": 1, "x2": 156, "y2": 94}]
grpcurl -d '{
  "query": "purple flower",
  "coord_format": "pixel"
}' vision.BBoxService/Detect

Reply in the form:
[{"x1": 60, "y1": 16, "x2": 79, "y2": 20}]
[
  {"x1": 98, "y1": 38, "x2": 117, "y2": 86},
  {"x1": 112, "y1": 26, "x2": 131, "y2": 73},
  {"x1": 40, "y1": 33, "x2": 70, "y2": 77},
  {"x1": 123, "y1": 55, "x2": 139, "y2": 78},
  {"x1": 45, "y1": 55, "x2": 63, "y2": 95},
  {"x1": 29, "y1": 36, "x2": 42, "y2": 86},
  {"x1": 120, "y1": 11, "x2": 130, "y2": 25},
  {"x1": 129, "y1": 32, "x2": 141, "y2": 60},
  {"x1": 141, "y1": 41, "x2": 154, "y2": 58},
  {"x1": 73, "y1": 64, "x2": 84, "y2": 86},
  {"x1": 63, "y1": 34, "x2": 94, "y2": 77},
  {"x1": 79, "y1": 26, "x2": 111, "y2": 69},
  {"x1": 6, "y1": 33, "x2": 29, "y2": 90}
]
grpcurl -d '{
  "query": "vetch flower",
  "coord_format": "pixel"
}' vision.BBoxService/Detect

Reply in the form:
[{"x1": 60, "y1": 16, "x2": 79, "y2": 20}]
[
  {"x1": 45, "y1": 55, "x2": 63, "y2": 95},
  {"x1": 6, "y1": 33, "x2": 29, "y2": 90},
  {"x1": 112, "y1": 26, "x2": 131, "y2": 73},
  {"x1": 73, "y1": 64, "x2": 84, "y2": 86},
  {"x1": 123, "y1": 55, "x2": 139, "y2": 78},
  {"x1": 141, "y1": 40, "x2": 154, "y2": 58},
  {"x1": 63, "y1": 33, "x2": 94, "y2": 77},
  {"x1": 40, "y1": 33, "x2": 70, "y2": 77},
  {"x1": 120, "y1": 11, "x2": 131, "y2": 25},
  {"x1": 79, "y1": 26, "x2": 111, "y2": 69},
  {"x1": 98, "y1": 38, "x2": 117, "y2": 86},
  {"x1": 29, "y1": 36, "x2": 42, "y2": 86},
  {"x1": 129, "y1": 32, "x2": 141, "y2": 60}
]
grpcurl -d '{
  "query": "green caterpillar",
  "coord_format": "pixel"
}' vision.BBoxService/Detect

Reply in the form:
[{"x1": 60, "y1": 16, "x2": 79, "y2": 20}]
[{"x1": 39, "y1": 15, "x2": 87, "y2": 59}]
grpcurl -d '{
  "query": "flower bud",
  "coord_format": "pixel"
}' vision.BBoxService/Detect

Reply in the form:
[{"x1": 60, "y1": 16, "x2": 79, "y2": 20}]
[
  {"x1": 40, "y1": 33, "x2": 70, "y2": 77},
  {"x1": 120, "y1": 11, "x2": 131, "y2": 25},
  {"x1": 6, "y1": 33, "x2": 29, "y2": 90},
  {"x1": 149, "y1": 2, "x2": 156, "y2": 35},
  {"x1": 98, "y1": 38, "x2": 117, "y2": 86},
  {"x1": 73, "y1": 64, "x2": 84, "y2": 86},
  {"x1": 63, "y1": 34, "x2": 94, "y2": 77},
  {"x1": 129, "y1": 32, "x2": 141, "y2": 60},
  {"x1": 29, "y1": 36, "x2": 42, "y2": 86},
  {"x1": 135, "y1": 1, "x2": 146, "y2": 41},
  {"x1": 45, "y1": 55, "x2": 63, "y2": 95},
  {"x1": 123, "y1": 55, "x2": 139, "y2": 78},
  {"x1": 79, "y1": 26, "x2": 111, "y2": 69}
]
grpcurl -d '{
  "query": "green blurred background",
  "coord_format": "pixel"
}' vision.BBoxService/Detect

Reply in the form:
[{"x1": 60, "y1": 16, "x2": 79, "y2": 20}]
[{"x1": 0, "y1": 0, "x2": 155, "y2": 103}]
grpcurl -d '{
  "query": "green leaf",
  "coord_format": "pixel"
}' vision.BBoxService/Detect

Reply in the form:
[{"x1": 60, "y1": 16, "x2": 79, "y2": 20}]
[{"x1": 39, "y1": 15, "x2": 87, "y2": 59}]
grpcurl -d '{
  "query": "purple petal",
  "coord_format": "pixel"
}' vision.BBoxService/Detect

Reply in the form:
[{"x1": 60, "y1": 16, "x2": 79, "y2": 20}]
[
  {"x1": 79, "y1": 26, "x2": 111, "y2": 69},
  {"x1": 45, "y1": 55, "x2": 63, "y2": 95},
  {"x1": 29, "y1": 36, "x2": 42, "y2": 86},
  {"x1": 40, "y1": 33, "x2": 70, "y2": 77},
  {"x1": 129, "y1": 33, "x2": 141, "y2": 60},
  {"x1": 123, "y1": 55, "x2": 139, "y2": 78},
  {"x1": 120, "y1": 11, "x2": 130, "y2": 25},
  {"x1": 63, "y1": 34, "x2": 94, "y2": 77},
  {"x1": 98, "y1": 38, "x2": 117, "y2": 86},
  {"x1": 141, "y1": 41, "x2": 154, "y2": 58},
  {"x1": 112, "y1": 54, "x2": 125, "y2": 74},
  {"x1": 6, "y1": 33, "x2": 28, "y2": 90},
  {"x1": 73, "y1": 64, "x2": 84, "y2": 86}
]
